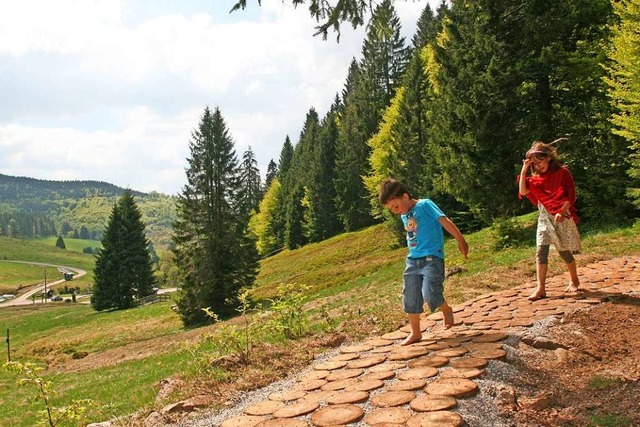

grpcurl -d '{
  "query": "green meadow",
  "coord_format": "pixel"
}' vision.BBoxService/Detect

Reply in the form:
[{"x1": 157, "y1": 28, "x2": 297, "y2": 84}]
[{"x1": 0, "y1": 219, "x2": 638, "y2": 426}]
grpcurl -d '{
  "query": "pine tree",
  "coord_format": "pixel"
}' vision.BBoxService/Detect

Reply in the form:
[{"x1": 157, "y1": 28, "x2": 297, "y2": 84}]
[
  {"x1": 265, "y1": 159, "x2": 278, "y2": 189},
  {"x1": 172, "y1": 107, "x2": 258, "y2": 326},
  {"x1": 91, "y1": 190, "x2": 156, "y2": 311},
  {"x1": 55, "y1": 235, "x2": 66, "y2": 249},
  {"x1": 238, "y1": 146, "x2": 263, "y2": 217}
]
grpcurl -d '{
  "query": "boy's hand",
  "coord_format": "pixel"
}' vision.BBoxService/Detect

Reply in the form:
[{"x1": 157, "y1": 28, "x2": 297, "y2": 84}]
[{"x1": 458, "y1": 239, "x2": 469, "y2": 258}]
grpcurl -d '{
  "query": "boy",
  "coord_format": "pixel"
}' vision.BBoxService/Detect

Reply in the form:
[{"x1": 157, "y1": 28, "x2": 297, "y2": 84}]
[{"x1": 379, "y1": 179, "x2": 469, "y2": 346}]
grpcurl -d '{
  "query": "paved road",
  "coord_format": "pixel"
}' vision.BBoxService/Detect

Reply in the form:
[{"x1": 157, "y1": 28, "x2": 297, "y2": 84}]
[{"x1": 0, "y1": 260, "x2": 87, "y2": 307}]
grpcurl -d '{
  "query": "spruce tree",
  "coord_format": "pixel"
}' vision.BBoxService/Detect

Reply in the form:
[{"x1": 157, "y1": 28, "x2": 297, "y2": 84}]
[
  {"x1": 238, "y1": 146, "x2": 263, "y2": 217},
  {"x1": 265, "y1": 159, "x2": 278, "y2": 189},
  {"x1": 55, "y1": 236, "x2": 66, "y2": 249},
  {"x1": 172, "y1": 106, "x2": 258, "y2": 326},
  {"x1": 91, "y1": 190, "x2": 156, "y2": 311}
]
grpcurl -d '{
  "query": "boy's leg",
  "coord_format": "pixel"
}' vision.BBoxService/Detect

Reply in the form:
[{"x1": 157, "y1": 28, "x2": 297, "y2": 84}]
[
  {"x1": 439, "y1": 301, "x2": 454, "y2": 329},
  {"x1": 401, "y1": 313, "x2": 422, "y2": 346},
  {"x1": 422, "y1": 257, "x2": 450, "y2": 328}
]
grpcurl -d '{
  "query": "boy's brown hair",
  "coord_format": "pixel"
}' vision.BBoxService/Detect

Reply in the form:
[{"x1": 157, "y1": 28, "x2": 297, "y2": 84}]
[{"x1": 379, "y1": 179, "x2": 410, "y2": 204}]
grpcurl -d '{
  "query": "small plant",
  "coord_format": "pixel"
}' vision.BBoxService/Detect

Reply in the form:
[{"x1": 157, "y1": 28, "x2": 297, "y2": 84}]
[
  {"x1": 491, "y1": 217, "x2": 530, "y2": 250},
  {"x1": 588, "y1": 412, "x2": 633, "y2": 427},
  {"x1": 3, "y1": 361, "x2": 95, "y2": 427},
  {"x1": 264, "y1": 283, "x2": 310, "y2": 339},
  {"x1": 587, "y1": 374, "x2": 620, "y2": 390}
]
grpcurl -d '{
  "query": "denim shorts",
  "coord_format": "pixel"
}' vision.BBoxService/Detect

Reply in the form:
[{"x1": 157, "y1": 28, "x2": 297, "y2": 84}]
[{"x1": 402, "y1": 255, "x2": 445, "y2": 314}]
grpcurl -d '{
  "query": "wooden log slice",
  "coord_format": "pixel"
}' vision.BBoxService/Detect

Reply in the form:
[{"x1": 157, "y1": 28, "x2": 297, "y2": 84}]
[
  {"x1": 221, "y1": 416, "x2": 268, "y2": 427},
  {"x1": 310, "y1": 404, "x2": 364, "y2": 427},
  {"x1": 300, "y1": 370, "x2": 330, "y2": 381},
  {"x1": 407, "y1": 411, "x2": 464, "y2": 427},
  {"x1": 382, "y1": 331, "x2": 409, "y2": 340},
  {"x1": 298, "y1": 379, "x2": 328, "y2": 392},
  {"x1": 407, "y1": 355, "x2": 449, "y2": 368},
  {"x1": 340, "y1": 345, "x2": 373, "y2": 354},
  {"x1": 448, "y1": 357, "x2": 488, "y2": 370},
  {"x1": 433, "y1": 347, "x2": 468, "y2": 358},
  {"x1": 365, "y1": 338, "x2": 395, "y2": 347},
  {"x1": 508, "y1": 318, "x2": 534, "y2": 327},
  {"x1": 245, "y1": 400, "x2": 287, "y2": 416},
  {"x1": 256, "y1": 419, "x2": 309, "y2": 427},
  {"x1": 471, "y1": 332, "x2": 508, "y2": 343},
  {"x1": 344, "y1": 378, "x2": 385, "y2": 392},
  {"x1": 369, "y1": 362, "x2": 407, "y2": 372},
  {"x1": 410, "y1": 394, "x2": 457, "y2": 412},
  {"x1": 398, "y1": 367, "x2": 439, "y2": 380},
  {"x1": 371, "y1": 390, "x2": 417, "y2": 407},
  {"x1": 326, "y1": 390, "x2": 370, "y2": 405},
  {"x1": 346, "y1": 355, "x2": 387, "y2": 369},
  {"x1": 301, "y1": 390, "x2": 338, "y2": 404},
  {"x1": 326, "y1": 369, "x2": 364, "y2": 382},
  {"x1": 371, "y1": 346, "x2": 394, "y2": 354},
  {"x1": 314, "y1": 361, "x2": 348, "y2": 371},
  {"x1": 321, "y1": 378, "x2": 359, "y2": 391},
  {"x1": 439, "y1": 368, "x2": 484, "y2": 379},
  {"x1": 387, "y1": 379, "x2": 427, "y2": 391},
  {"x1": 470, "y1": 348, "x2": 507, "y2": 361},
  {"x1": 269, "y1": 390, "x2": 307, "y2": 402},
  {"x1": 424, "y1": 378, "x2": 479, "y2": 398},
  {"x1": 361, "y1": 370, "x2": 396, "y2": 381},
  {"x1": 470, "y1": 323, "x2": 493, "y2": 330},
  {"x1": 331, "y1": 353, "x2": 360, "y2": 362},
  {"x1": 272, "y1": 401, "x2": 320, "y2": 418},
  {"x1": 464, "y1": 342, "x2": 502, "y2": 352},
  {"x1": 363, "y1": 407, "x2": 412, "y2": 426}
]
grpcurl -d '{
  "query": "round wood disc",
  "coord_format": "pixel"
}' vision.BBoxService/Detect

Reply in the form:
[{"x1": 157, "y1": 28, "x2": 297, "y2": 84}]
[
  {"x1": 509, "y1": 318, "x2": 534, "y2": 327},
  {"x1": 301, "y1": 390, "x2": 338, "y2": 404},
  {"x1": 371, "y1": 391, "x2": 417, "y2": 407},
  {"x1": 298, "y1": 379, "x2": 328, "y2": 391},
  {"x1": 345, "y1": 378, "x2": 385, "y2": 391},
  {"x1": 346, "y1": 355, "x2": 387, "y2": 369},
  {"x1": 256, "y1": 419, "x2": 309, "y2": 427},
  {"x1": 472, "y1": 332, "x2": 508, "y2": 343},
  {"x1": 310, "y1": 404, "x2": 364, "y2": 426},
  {"x1": 424, "y1": 342, "x2": 457, "y2": 351},
  {"x1": 326, "y1": 368, "x2": 364, "y2": 381},
  {"x1": 382, "y1": 331, "x2": 409, "y2": 340},
  {"x1": 361, "y1": 370, "x2": 396, "y2": 381},
  {"x1": 371, "y1": 346, "x2": 394, "y2": 354},
  {"x1": 407, "y1": 411, "x2": 464, "y2": 427},
  {"x1": 245, "y1": 400, "x2": 286, "y2": 416},
  {"x1": 408, "y1": 356, "x2": 449, "y2": 368},
  {"x1": 273, "y1": 401, "x2": 319, "y2": 418},
  {"x1": 398, "y1": 367, "x2": 439, "y2": 380},
  {"x1": 314, "y1": 361, "x2": 347, "y2": 371},
  {"x1": 331, "y1": 353, "x2": 360, "y2": 362},
  {"x1": 300, "y1": 370, "x2": 330, "y2": 381},
  {"x1": 340, "y1": 345, "x2": 373, "y2": 354},
  {"x1": 326, "y1": 390, "x2": 369, "y2": 405},
  {"x1": 221, "y1": 416, "x2": 267, "y2": 427},
  {"x1": 365, "y1": 338, "x2": 395, "y2": 347},
  {"x1": 434, "y1": 347, "x2": 468, "y2": 358},
  {"x1": 370, "y1": 362, "x2": 406, "y2": 372},
  {"x1": 269, "y1": 390, "x2": 307, "y2": 402},
  {"x1": 464, "y1": 342, "x2": 502, "y2": 352},
  {"x1": 424, "y1": 378, "x2": 479, "y2": 398},
  {"x1": 470, "y1": 348, "x2": 507, "y2": 361},
  {"x1": 363, "y1": 407, "x2": 412, "y2": 426},
  {"x1": 410, "y1": 394, "x2": 457, "y2": 412},
  {"x1": 387, "y1": 379, "x2": 427, "y2": 391},
  {"x1": 448, "y1": 357, "x2": 488, "y2": 370},
  {"x1": 388, "y1": 348, "x2": 430, "y2": 361},
  {"x1": 439, "y1": 368, "x2": 484, "y2": 379},
  {"x1": 321, "y1": 378, "x2": 359, "y2": 391}
]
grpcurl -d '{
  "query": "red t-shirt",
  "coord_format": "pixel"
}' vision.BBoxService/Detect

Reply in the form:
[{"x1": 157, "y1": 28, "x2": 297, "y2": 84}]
[{"x1": 518, "y1": 166, "x2": 579, "y2": 223}]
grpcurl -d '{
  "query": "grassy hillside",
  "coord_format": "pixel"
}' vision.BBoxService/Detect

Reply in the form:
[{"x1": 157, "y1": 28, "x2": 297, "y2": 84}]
[{"x1": 0, "y1": 218, "x2": 638, "y2": 426}]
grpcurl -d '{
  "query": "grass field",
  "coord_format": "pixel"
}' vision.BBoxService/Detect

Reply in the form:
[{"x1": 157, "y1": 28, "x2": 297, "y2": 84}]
[{"x1": 0, "y1": 217, "x2": 638, "y2": 426}]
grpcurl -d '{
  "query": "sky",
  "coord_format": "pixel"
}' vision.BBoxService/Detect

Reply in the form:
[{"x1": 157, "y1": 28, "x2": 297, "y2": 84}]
[{"x1": 0, "y1": 0, "x2": 437, "y2": 195}]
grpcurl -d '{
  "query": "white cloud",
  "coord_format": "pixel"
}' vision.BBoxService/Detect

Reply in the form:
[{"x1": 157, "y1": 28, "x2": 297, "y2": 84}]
[{"x1": 0, "y1": 0, "x2": 435, "y2": 194}]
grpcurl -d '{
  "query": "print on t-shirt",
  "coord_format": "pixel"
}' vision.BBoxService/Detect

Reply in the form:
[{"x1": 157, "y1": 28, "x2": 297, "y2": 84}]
[{"x1": 406, "y1": 212, "x2": 417, "y2": 248}]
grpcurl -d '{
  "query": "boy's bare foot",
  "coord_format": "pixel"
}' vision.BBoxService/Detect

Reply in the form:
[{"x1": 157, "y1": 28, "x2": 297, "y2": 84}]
[
  {"x1": 565, "y1": 281, "x2": 580, "y2": 292},
  {"x1": 401, "y1": 333, "x2": 422, "y2": 346},
  {"x1": 527, "y1": 289, "x2": 546, "y2": 301},
  {"x1": 441, "y1": 306, "x2": 454, "y2": 329}
]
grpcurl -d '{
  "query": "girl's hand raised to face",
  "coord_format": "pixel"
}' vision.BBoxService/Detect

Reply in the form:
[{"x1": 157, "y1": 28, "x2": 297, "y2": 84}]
[{"x1": 521, "y1": 158, "x2": 532, "y2": 173}]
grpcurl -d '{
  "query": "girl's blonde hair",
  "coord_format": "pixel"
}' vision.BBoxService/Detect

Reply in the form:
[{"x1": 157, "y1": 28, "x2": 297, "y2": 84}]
[{"x1": 526, "y1": 138, "x2": 566, "y2": 173}]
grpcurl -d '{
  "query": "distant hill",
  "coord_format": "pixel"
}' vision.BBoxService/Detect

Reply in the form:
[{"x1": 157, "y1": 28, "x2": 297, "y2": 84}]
[{"x1": 0, "y1": 173, "x2": 176, "y2": 248}]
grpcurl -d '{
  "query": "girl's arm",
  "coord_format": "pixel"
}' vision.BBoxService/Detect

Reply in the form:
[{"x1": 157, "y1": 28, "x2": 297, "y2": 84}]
[{"x1": 519, "y1": 159, "x2": 532, "y2": 196}]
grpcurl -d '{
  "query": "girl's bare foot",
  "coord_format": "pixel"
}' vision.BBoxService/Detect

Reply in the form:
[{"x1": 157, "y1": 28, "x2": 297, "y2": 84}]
[
  {"x1": 565, "y1": 281, "x2": 580, "y2": 292},
  {"x1": 527, "y1": 288, "x2": 546, "y2": 301},
  {"x1": 401, "y1": 333, "x2": 422, "y2": 346}
]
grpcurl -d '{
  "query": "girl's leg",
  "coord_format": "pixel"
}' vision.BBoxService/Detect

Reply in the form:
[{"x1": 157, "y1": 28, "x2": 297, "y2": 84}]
[
  {"x1": 529, "y1": 245, "x2": 549, "y2": 300},
  {"x1": 559, "y1": 251, "x2": 579, "y2": 292}
]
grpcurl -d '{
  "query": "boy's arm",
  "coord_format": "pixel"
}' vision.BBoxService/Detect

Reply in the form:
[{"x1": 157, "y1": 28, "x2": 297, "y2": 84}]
[{"x1": 439, "y1": 216, "x2": 469, "y2": 258}]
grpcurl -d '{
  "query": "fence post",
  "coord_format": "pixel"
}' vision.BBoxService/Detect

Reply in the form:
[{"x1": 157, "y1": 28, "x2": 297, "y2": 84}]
[{"x1": 6, "y1": 329, "x2": 9, "y2": 362}]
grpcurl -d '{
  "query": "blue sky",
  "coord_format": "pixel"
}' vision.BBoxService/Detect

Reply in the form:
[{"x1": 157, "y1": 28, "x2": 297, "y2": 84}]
[{"x1": 0, "y1": 0, "x2": 435, "y2": 195}]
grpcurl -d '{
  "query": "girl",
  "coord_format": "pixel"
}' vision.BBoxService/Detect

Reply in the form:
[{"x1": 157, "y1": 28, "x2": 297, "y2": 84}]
[{"x1": 518, "y1": 140, "x2": 581, "y2": 301}]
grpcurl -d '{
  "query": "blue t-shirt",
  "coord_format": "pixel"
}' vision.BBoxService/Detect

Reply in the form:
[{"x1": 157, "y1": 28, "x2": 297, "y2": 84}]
[{"x1": 401, "y1": 199, "x2": 446, "y2": 258}]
